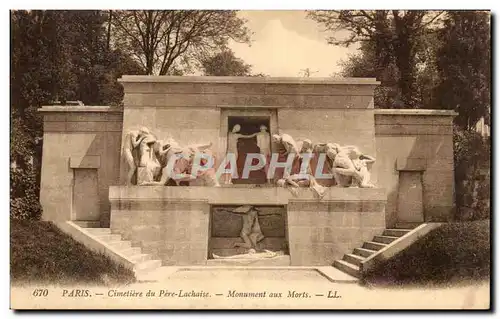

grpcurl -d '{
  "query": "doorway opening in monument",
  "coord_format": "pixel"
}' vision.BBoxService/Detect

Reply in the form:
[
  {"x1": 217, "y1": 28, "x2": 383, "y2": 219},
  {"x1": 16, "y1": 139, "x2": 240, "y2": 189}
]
[{"x1": 227, "y1": 116, "x2": 270, "y2": 185}]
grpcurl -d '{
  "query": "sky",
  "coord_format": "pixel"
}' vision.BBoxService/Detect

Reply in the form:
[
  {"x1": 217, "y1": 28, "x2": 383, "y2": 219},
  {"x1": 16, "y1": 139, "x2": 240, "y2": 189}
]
[{"x1": 229, "y1": 10, "x2": 359, "y2": 77}]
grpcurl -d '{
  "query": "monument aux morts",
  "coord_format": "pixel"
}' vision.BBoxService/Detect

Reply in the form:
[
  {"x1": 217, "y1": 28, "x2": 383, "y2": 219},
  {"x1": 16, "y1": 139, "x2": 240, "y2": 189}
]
[{"x1": 38, "y1": 76, "x2": 456, "y2": 278}]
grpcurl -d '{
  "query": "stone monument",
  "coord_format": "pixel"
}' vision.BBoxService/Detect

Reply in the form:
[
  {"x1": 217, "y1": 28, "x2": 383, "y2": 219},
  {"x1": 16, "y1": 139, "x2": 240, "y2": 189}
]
[{"x1": 38, "y1": 76, "x2": 457, "y2": 268}]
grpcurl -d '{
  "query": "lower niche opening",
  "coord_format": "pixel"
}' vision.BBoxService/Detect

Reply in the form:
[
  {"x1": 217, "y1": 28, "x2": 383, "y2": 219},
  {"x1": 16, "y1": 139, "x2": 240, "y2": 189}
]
[{"x1": 208, "y1": 205, "x2": 289, "y2": 259}]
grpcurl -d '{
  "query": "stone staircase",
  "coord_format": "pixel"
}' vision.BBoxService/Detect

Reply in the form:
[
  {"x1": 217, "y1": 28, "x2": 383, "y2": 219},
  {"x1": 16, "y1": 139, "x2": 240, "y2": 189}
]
[
  {"x1": 74, "y1": 225, "x2": 163, "y2": 275},
  {"x1": 333, "y1": 227, "x2": 415, "y2": 278},
  {"x1": 333, "y1": 223, "x2": 443, "y2": 278}
]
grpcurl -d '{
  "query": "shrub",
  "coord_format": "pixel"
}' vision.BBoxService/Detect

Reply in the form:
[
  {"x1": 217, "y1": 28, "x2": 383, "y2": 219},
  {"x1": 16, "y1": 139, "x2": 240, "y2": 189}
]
[
  {"x1": 10, "y1": 116, "x2": 42, "y2": 220},
  {"x1": 453, "y1": 127, "x2": 490, "y2": 220}
]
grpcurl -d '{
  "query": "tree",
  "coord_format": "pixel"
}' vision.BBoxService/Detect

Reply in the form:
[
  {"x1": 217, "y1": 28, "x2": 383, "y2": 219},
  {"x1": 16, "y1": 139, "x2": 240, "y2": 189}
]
[
  {"x1": 308, "y1": 10, "x2": 444, "y2": 108},
  {"x1": 336, "y1": 41, "x2": 401, "y2": 108},
  {"x1": 10, "y1": 10, "x2": 143, "y2": 219},
  {"x1": 111, "y1": 10, "x2": 251, "y2": 75},
  {"x1": 434, "y1": 11, "x2": 491, "y2": 129},
  {"x1": 201, "y1": 49, "x2": 252, "y2": 76}
]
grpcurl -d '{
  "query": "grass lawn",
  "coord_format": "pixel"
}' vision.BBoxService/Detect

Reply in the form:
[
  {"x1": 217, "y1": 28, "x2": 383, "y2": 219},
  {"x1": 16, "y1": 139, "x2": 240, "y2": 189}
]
[
  {"x1": 11, "y1": 220, "x2": 135, "y2": 286},
  {"x1": 363, "y1": 220, "x2": 490, "y2": 288}
]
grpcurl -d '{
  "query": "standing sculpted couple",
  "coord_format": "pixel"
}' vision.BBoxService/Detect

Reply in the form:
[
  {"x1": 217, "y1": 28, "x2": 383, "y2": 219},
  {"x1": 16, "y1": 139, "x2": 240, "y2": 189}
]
[{"x1": 225, "y1": 124, "x2": 271, "y2": 184}]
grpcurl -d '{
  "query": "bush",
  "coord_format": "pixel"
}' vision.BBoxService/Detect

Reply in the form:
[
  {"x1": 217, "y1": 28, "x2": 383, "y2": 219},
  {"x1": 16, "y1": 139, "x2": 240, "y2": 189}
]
[
  {"x1": 10, "y1": 166, "x2": 42, "y2": 220},
  {"x1": 454, "y1": 127, "x2": 490, "y2": 220},
  {"x1": 10, "y1": 116, "x2": 42, "y2": 220},
  {"x1": 363, "y1": 220, "x2": 490, "y2": 287}
]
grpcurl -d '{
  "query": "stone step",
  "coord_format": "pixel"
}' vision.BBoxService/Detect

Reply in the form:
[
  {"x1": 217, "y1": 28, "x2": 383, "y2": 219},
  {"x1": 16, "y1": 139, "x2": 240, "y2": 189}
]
[
  {"x1": 353, "y1": 247, "x2": 377, "y2": 258},
  {"x1": 333, "y1": 260, "x2": 360, "y2": 278},
  {"x1": 363, "y1": 241, "x2": 387, "y2": 251},
  {"x1": 107, "y1": 240, "x2": 132, "y2": 250},
  {"x1": 383, "y1": 229, "x2": 412, "y2": 237},
  {"x1": 129, "y1": 254, "x2": 152, "y2": 263},
  {"x1": 394, "y1": 222, "x2": 421, "y2": 229},
  {"x1": 134, "y1": 259, "x2": 162, "y2": 272},
  {"x1": 343, "y1": 253, "x2": 365, "y2": 267},
  {"x1": 74, "y1": 220, "x2": 101, "y2": 228},
  {"x1": 84, "y1": 228, "x2": 111, "y2": 235},
  {"x1": 94, "y1": 234, "x2": 123, "y2": 242},
  {"x1": 373, "y1": 235, "x2": 399, "y2": 244},
  {"x1": 207, "y1": 255, "x2": 291, "y2": 266},
  {"x1": 120, "y1": 247, "x2": 143, "y2": 256}
]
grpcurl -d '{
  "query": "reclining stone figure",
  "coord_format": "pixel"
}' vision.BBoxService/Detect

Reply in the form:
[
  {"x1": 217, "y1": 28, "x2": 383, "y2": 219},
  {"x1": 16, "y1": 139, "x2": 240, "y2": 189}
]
[{"x1": 276, "y1": 173, "x2": 326, "y2": 198}]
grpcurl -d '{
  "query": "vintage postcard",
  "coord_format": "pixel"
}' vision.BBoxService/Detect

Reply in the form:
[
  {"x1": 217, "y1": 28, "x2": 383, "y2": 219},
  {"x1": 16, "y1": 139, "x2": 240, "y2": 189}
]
[{"x1": 10, "y1": 9, "x2": 491, "y2": 310}]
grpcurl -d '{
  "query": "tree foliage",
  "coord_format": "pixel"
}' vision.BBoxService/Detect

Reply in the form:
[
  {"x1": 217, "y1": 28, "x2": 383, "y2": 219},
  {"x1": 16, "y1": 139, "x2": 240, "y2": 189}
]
[
  {"x1": 111, "y1": 10, "x2": 251, "y2": 75},
  {"x1": 309, "y1": 10, "x2": 444, "y2": 108},
  {"x1": 10, "y1": 10, "x2": 144, "y2": 220},
  {"x1": 434, "y1": 11, "x2": 491, "y2": 130},
  {"x1": 310, "y1": 10, "x2": 491, "y2": 127},
  {"x1": 201, "y1": 49, "x2": 252, "y2": 76}
]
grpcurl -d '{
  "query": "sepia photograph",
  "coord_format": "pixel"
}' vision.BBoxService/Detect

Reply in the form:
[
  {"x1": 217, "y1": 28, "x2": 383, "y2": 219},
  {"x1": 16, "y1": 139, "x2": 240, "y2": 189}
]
[{"x1": 9, "y1": 8, "x2": 491, "y2": 310}]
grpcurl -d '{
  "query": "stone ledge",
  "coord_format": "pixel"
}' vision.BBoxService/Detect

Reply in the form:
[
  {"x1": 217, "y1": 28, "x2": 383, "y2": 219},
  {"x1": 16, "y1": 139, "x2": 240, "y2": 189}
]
[
  {"x1": 375, "y1": 109, "x2": 458, "y2": 116},
  {"x1": 119, "y1": 75, "x2": 380, "y2": 85},
  {"x1": 39, "y1": 105, "x2": 123, "y2": 113},
  {"x1": 109, "y1": 186, "x2": 387, "y2": 206}
]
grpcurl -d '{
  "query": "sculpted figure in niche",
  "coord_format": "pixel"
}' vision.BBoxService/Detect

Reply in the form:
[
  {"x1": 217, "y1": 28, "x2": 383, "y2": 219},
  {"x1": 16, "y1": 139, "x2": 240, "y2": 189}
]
[
  {"x1": 224, "y1": 124, "x2": 258, "y2": 184},
  {"x1": 254, "y1": 125, "x2": 271, "y2": 159},
  {"x1": 332, "y1": 146, "x2": 376, "y2": 188},
  {"x1": 248, "y1": 125, "x2": 272, "y2": 184},
  {"x1": 232, "y1": 205, "x2": 265, "y2": 249},
  {"x1": 211, "y1": 205, "x2": 286, "y2": 260}
]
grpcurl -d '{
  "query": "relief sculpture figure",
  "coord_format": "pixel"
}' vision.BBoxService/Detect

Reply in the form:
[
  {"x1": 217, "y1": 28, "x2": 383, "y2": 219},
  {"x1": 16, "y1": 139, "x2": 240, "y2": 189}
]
[
  {"x1": 332, "y1": 146, "x2": 375, "y2": 188},
  {"x1": 123, "y1": 129, "x2": 142, "y2": 185},
  {"x1": 224, "y1": 124, "x2": 258, "y2": 184},
  {"x1": 211, "y1": 205, "x2": 285, "y2": 260},
  {"x1": 212, "y1": 249, "x2": 283, "y2": 260},
  {"x1": 271, "y1": 133, "x2": 301, "y2": 182},
  {"x1": 251, "y1": 125, "x2": 272, "y2": 184},
  {"x1": 123, "y1": 127, "x2": 156, "y2": 185},
  {"x1": 143, "y1": 139, "x2": 219, "y2": 186},
  {"x1": 234, "y1": 205, "x2": 265, "y2": 249},
  {"x1": 135, "y1": 128, "x2": 161, "y2": 184}
]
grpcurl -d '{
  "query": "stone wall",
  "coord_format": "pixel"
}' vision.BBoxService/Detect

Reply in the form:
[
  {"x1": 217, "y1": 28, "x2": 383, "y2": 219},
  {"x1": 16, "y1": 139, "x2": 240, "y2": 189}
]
[
  {"x1": 39, "y1": 106, "x2": 123, "y2": 224},
  {"x1": 110, "y1": 199, "x2": 209, "y2": 265},
  {"x1": 108, "y1": 186, "x2": 386, "y2": 266},
  {"x1": 287, "y1": 200, "x2": 386, "y2": 266},
  {"x1": 374, "y1": 109, "x2": 456, "y2": 225}
]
